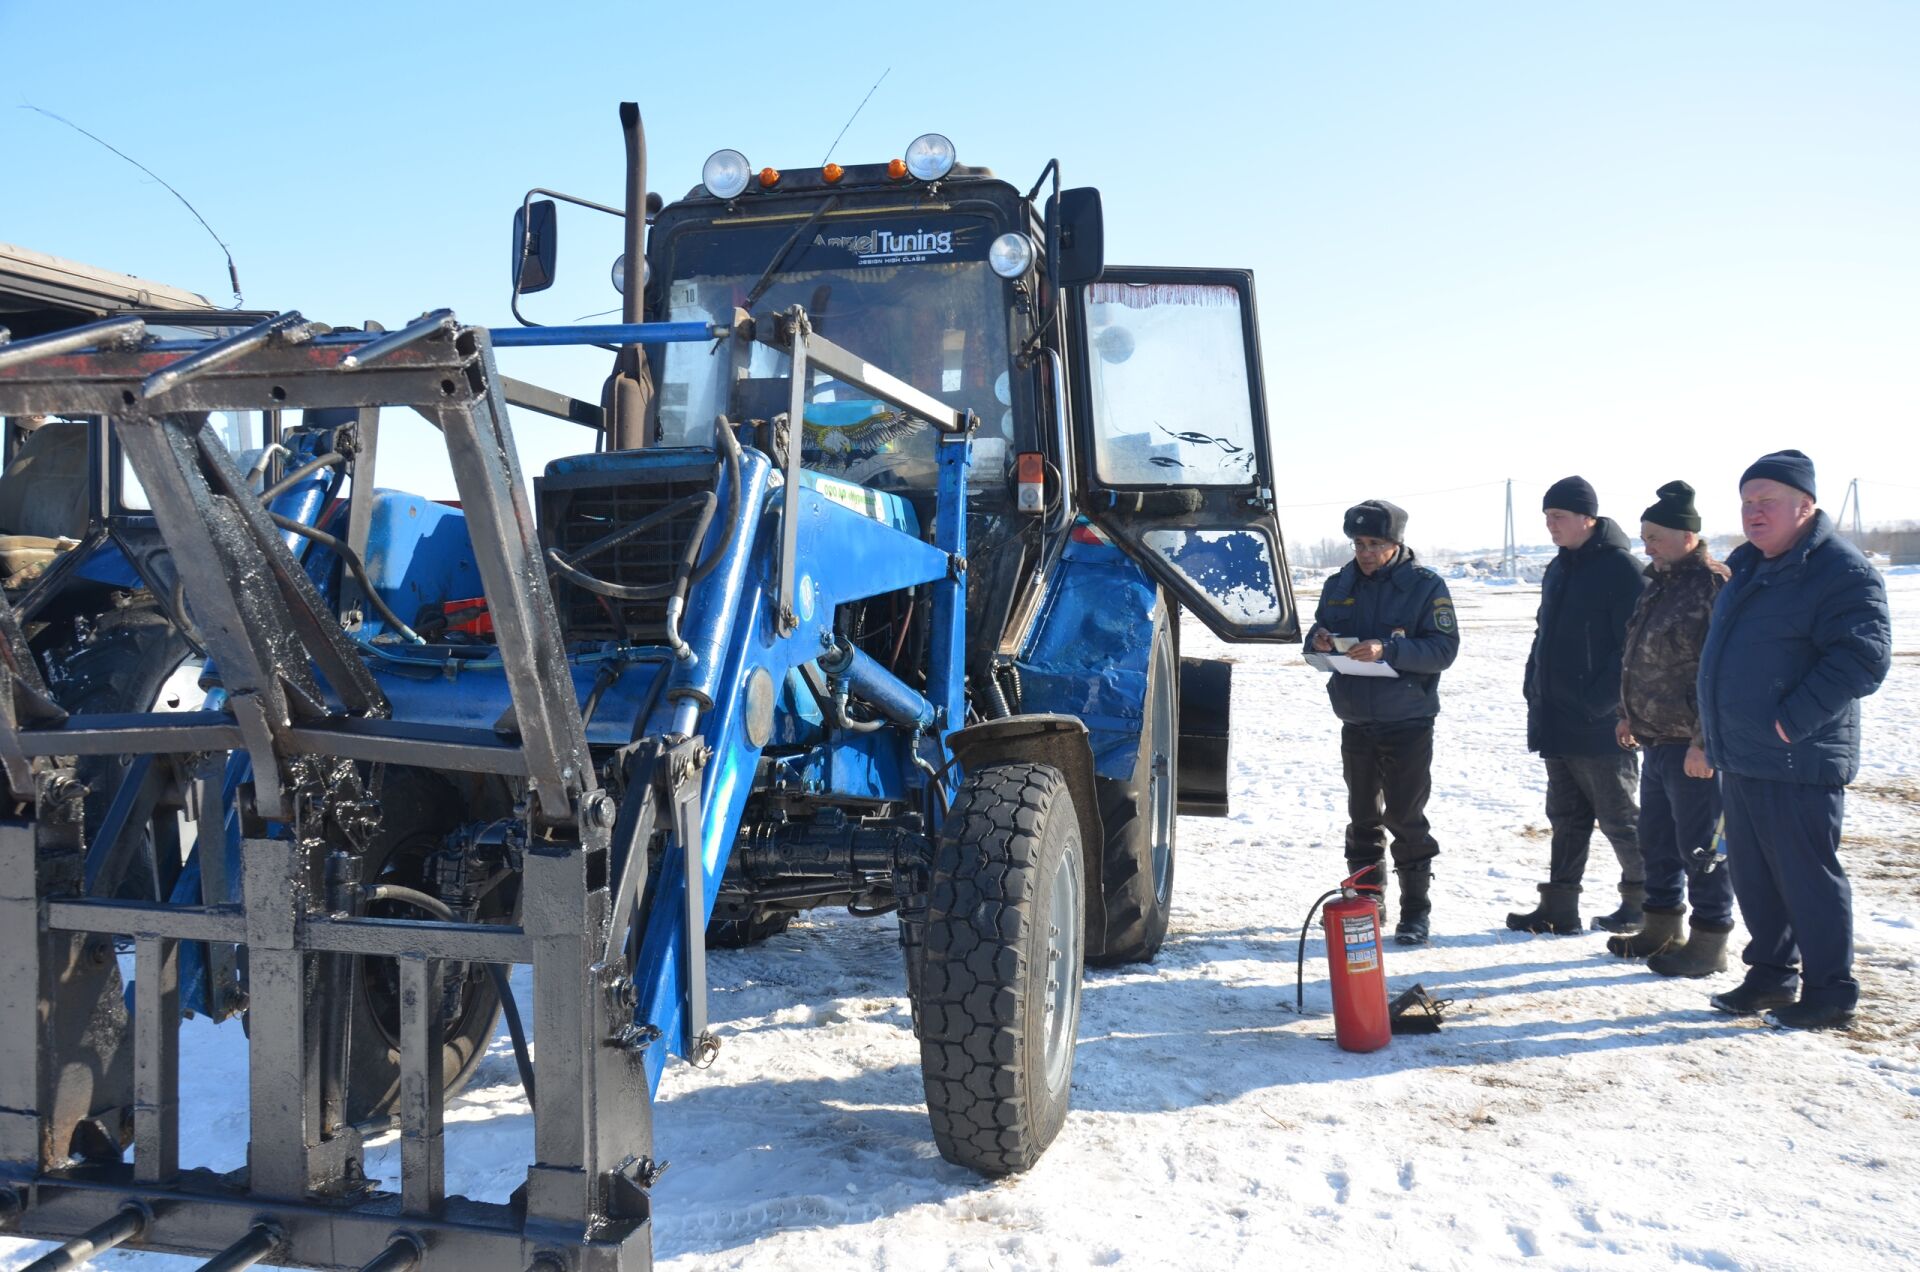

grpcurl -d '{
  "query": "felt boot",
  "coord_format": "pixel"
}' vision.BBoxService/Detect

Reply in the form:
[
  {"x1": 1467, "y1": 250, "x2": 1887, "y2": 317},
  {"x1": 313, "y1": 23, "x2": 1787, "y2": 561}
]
[
  {"x1": 1607, "y1": 905, "x2": 1684, "y2": 958},
  {"x1": 1590, "y1": 882, "x2": 1646, "y2": 934},
  {"x1": 1647, "y1": 920, "x2": 1732, "y2": 978},
  {"x1": 1505, "y1": 883, "x2": 1581, "y2": 935}
]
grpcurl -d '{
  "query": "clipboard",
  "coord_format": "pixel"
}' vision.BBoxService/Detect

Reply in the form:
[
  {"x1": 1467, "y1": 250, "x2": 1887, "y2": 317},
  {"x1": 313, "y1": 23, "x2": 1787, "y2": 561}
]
[{"x1": 1304, "y1": 650, "x2": 1400, "y2": 678}]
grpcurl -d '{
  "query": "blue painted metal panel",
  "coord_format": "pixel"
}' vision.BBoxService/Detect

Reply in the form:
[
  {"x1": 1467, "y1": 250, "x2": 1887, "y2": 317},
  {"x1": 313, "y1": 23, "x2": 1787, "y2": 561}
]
[
  {"x1": 369, "y1": 654, "x2": 666, "y2": 748},
  {"x1": 1015, "y1": 536, "x2": 1159, "y2": 779},
  {"x1": 358, "y1": 492, "x2": 484, "y2": 639},
  {"x1": 764, "y1": 732, "x2": 908, "y2": 802},
  {"x1": 72, "y1": 540, "x2": 142, "y2": 588}
]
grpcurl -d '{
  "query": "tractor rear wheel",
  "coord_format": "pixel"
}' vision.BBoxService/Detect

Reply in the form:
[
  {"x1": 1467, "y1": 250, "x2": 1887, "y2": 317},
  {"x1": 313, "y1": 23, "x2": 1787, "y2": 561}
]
[
  {"x1": 1089, "y1": 601, "x2": 1179, "y2": 965},
  {"x1": 344, "y1": 768, "x2": 505, "y2": 1123},
  {"x1": 53, "y1": 602, "x2": 198, "y2": 900},
  {"x1": 915, "y1": 761, "x2": 1084, "y2": 1176}
]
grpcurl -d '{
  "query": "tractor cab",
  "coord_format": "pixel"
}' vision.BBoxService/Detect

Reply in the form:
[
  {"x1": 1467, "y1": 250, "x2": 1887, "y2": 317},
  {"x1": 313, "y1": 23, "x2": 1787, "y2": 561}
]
[{"x1": 514, "y1": 131, "x2": 1299, "y2": 647}]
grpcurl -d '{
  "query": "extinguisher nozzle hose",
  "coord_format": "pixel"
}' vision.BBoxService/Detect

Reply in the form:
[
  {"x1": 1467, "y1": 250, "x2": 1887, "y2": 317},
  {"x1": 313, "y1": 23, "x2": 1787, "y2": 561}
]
[{"x1": 1294, "y1": 887, "x2": 1348, "y2": 1017}]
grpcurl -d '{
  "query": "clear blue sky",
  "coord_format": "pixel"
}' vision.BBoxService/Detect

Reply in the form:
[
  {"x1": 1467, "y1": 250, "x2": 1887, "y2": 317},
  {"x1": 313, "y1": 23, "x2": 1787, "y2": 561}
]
[{"x1": 5, "y1": 1, "x2": 1917, "y2": 550}]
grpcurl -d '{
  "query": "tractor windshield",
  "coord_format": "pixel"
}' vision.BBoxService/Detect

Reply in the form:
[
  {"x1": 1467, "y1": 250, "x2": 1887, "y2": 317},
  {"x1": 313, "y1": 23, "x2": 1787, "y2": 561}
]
[{"x1": 654, "y1": 215, "x2": 1013, "y2": 492}]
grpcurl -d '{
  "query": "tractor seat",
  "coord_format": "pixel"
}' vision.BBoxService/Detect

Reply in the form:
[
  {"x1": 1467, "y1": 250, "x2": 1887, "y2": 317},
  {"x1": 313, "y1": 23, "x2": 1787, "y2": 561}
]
[{"x1": 0, "y1": 421, "x2": 91, "y2": 586}]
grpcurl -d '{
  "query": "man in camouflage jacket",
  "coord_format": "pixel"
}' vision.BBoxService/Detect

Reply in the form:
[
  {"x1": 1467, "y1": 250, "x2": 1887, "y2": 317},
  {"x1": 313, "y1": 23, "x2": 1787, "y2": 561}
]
[{"x1": 1609, "y1": 481, "x2": 1735, "y2": 977}]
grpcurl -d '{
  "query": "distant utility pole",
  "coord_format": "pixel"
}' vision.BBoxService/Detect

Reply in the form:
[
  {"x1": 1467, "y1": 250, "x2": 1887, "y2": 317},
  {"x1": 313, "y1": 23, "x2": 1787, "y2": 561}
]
[
  {"x1": 1835, "y1": 478, "x2": 1864, "y2": 539},
  {"x1": 1501, "y1": 478, "x2": 1518, "y2": 578}
]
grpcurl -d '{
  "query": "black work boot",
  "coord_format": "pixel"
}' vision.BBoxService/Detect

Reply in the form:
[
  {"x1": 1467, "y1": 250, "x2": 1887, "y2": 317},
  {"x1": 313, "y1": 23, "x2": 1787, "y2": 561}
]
[
  {"x1": 1765, "y1": 999, "x2": 1857, "y2": 1031},
  {"x1": 1608, "y1": 905, "x2": 1684, "y2": 959},
  {"x1": 1505, "y1": 883, "x2": 1582, "y2": 935},
  {"x1": 1647, "y1": 919, "x2": 1732, "y2": 978},
  {"x1": 1709, "y1": 981, "x2": 1797, "y2": 1016},
  {"x1": 1590, "y1": 882, "x2": 1646, "y2": 934},
  {"x1": 1394, "y1": 861, "x2": 1433, "y2": 946},
  {"x1": 1347, "y1": 859, "x2": 1387, "y2": 922}
]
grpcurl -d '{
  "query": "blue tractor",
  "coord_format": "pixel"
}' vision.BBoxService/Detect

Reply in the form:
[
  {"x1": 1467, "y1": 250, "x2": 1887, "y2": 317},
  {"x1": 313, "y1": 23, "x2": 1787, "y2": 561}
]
[{"x1": 0, "y1": 105, "x2": 1296, "y2": 1270}]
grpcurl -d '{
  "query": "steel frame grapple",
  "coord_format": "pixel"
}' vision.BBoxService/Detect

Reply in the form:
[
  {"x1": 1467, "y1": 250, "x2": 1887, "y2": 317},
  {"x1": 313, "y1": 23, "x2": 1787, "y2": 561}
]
[{"x1": 0, "y1": 304, "x2": 982, "y2": 1270}]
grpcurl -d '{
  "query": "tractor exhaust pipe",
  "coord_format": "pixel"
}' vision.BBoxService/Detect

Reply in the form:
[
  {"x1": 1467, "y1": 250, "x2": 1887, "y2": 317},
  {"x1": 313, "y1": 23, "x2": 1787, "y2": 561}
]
[
  {"x1": 603, "y1": 100, "x2": 654, "y2": 450},
  {"x1": 620, "y1": 101, "x2": 646, "y2": 328}
]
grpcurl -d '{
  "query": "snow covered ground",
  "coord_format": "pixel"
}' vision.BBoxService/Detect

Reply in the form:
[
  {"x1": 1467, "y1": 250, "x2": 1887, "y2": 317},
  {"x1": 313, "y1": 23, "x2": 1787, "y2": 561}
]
[{"x1": 5, "y1": 574, "x2": 1917, "y2": 1271}]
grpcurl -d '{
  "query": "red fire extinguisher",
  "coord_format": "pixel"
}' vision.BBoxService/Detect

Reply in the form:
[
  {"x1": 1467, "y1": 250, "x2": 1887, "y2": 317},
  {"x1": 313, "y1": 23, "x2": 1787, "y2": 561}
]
[{"x1": 1295, "y1": 866, "x2": 1391, "y2": 1053}]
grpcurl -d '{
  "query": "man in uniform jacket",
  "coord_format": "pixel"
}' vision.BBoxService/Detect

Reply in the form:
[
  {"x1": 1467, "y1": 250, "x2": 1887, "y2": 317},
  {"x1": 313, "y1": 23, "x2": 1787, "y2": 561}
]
[
  {"x1": 1306, "y1": 499, "x2": 1460, "y2": 945},
  {"x1": 1697, "y1": 450, "x2": 1891, "y2": 1030},
  {"x1": 1508, "y1": 476, "x2": 1649, "y2": 935},
  {"x1": 1608, "y1": 481, "x2": 1735, "y2": 976}
]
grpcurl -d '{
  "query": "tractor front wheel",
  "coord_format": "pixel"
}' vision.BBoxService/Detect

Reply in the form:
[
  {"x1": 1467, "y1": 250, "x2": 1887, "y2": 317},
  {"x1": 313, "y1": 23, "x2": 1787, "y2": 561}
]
[{"x1": 914, "y1": 761, "x2": 1084, "y2": 1176}]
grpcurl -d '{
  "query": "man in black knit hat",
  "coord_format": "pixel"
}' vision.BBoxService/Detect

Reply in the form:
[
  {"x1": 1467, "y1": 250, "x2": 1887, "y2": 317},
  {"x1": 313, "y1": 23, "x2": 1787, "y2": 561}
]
[
  {"x1": 1697, "y1": 450, "x2": 1891, "y2": 1029},
  {"x1": 1609, "y1": 481, "x2": 1735, "y2": 976},
  {"x1": 1509, "y1": 476, "x2": 1648, "y2": 935},
  {"x1": 1305, "y1": 499, "x2": 1460, "y2": 945}
]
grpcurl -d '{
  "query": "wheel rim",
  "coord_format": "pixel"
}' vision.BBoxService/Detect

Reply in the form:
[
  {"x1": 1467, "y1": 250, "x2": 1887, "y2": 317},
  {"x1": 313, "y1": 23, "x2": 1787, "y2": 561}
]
[
  {"x1": 1042, "y1": 839, "x2": 1081, "y2": 1094},
  {"x1": 1148, "y1": 636, "x2": 1176, "y2": 905}
]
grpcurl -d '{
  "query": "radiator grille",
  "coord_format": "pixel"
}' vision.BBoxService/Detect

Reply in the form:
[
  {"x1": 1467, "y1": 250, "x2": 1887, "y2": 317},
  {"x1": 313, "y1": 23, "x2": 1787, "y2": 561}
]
[{"x1": 541, "y1": 470, "x2": 713, "y2": 642}]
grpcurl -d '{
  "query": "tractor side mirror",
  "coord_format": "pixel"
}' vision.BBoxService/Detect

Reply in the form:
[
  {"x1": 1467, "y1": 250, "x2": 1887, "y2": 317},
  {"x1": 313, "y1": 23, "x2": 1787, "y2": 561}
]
[
  {"x1": 1046, "y1": 187, "x2": 1105, "y2": 287},
  {"x1": 512, "y1": 199, "x2": 558, "y2": 294}
]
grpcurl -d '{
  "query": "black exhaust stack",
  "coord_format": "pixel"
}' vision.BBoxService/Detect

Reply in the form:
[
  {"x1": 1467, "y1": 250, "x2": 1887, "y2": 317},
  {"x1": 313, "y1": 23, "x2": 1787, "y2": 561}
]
[{"x1": 604, "y1": 101, "x2": 653, "y2": 449}]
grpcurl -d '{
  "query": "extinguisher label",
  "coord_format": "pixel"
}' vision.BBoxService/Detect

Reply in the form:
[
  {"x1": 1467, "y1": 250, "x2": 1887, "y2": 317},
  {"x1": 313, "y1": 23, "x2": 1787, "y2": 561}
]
[{"x1": 1342, "y1": 915, "x2": 1379, "y2": 973}]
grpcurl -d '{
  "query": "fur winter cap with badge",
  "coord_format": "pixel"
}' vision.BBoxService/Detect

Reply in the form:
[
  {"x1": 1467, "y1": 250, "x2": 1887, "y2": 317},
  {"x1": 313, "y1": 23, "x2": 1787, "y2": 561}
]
[
  {"x1": 1343, "y1": 499, "x2": 1409, "y2": 544},
  {"x1": 1642, "y1": 480, "x2": 1701, "y2": 532}
]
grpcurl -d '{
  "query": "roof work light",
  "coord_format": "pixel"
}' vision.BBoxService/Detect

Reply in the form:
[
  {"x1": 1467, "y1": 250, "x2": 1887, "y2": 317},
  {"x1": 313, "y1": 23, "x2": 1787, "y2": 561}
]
[
  {"x1": 702, "y1": 149, "x2": 751, "y2": 199},
  {"x1": 904, "y1": 133, "x2": 956, "y2": 181}
]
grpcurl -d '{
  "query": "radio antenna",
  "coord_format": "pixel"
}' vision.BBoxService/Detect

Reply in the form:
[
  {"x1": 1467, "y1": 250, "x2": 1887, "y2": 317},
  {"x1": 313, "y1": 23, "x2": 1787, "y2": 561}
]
[
  {"x1": 821, "y1": 68, "x2": 891, "y2": 167},
  {"x1": 21, "y1": 102, "x2": 244, "y2": 306}
]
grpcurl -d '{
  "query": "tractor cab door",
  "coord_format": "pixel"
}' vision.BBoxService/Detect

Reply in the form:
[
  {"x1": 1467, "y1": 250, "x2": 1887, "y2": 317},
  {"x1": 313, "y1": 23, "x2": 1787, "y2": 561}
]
[{"x1": 1067, "y1": 267, "x2": 1299, "y2": 641}]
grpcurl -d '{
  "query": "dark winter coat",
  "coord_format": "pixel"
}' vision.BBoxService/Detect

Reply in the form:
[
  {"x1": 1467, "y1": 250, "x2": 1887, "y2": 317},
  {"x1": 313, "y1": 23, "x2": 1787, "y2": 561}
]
[
  {"x1": 1697, "y1": 511, "x2": 1891, "y2": 786},
  {"x1": 1524, "y1": 517, "x2": 1647, "y2": 757},
  {"x1": 1307, "y1": 549, "x2": 1460, "y2": 726},
  {"x1": 1619, "y1": 543, "x2": 1729, "y2": 747}
]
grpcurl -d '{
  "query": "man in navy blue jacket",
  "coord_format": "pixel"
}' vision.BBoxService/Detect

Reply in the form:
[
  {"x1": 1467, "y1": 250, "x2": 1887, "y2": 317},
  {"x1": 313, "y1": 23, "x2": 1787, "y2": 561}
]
[
  {"x1": 1697, "y1": 450, "x2": 1891, "y2": 1030},
  {"x1": 1509, "y1": 477, "x2": 1649, "y2": 935},
  {"x1": 1306, "y1": 500, "x2": 1460, "y2": 945}
]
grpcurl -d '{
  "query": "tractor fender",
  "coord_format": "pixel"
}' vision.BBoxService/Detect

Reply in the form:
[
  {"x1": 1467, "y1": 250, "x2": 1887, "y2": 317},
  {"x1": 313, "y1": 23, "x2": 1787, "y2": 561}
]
[
  {"x1": 946, "y1": 713, "x2": 1108, "y2": 949},
  {"x1": 1177, "y1": 656, "x2": 1232, "y2": 817}
]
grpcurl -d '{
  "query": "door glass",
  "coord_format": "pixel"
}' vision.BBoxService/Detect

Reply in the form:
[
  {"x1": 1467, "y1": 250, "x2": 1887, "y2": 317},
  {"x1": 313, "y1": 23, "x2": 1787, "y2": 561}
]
[
  {"x1": 1142, "y1": 528, "x2": 1282, "y2": 625},
  {"x1": 1084, "y1": 282, "x2": 1258, "y2": 487}
]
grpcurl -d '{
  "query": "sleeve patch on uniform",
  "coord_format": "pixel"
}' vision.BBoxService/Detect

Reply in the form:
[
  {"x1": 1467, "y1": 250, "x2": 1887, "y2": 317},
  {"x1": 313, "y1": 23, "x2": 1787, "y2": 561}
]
[{"x1": 1434, "y1": 599, "x2": 1457, "y2": 634}]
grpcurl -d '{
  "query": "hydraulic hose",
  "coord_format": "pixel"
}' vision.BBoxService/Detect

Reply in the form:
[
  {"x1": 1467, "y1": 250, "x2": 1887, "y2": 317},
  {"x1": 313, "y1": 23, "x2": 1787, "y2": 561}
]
[
  {"x1": 260, "y1": 450, "x2": 345, "y2": 504},
  {"x1": 269, "y1": 514, "x2": 424, "y2": 644},
  {"x1": 546, "y1": 491, "x2": 715, "y2": 602}
]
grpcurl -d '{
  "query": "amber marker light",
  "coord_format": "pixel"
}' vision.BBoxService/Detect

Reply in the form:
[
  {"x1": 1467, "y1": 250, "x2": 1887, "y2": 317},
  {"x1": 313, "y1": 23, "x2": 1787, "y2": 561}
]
[
  {"x1": 822, "y1": 162, "x2": 845, "y2": 184},
  {"x1": 758, "y1": 167, "x2": 781, "y2": 188},
  {"x1": 887, "y1": 157, "x2": 908, "y2": 180}
]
